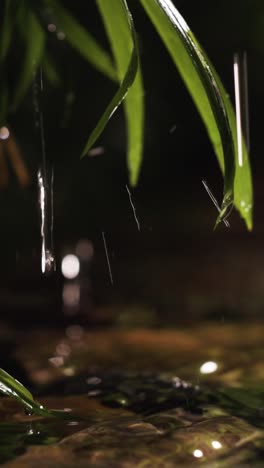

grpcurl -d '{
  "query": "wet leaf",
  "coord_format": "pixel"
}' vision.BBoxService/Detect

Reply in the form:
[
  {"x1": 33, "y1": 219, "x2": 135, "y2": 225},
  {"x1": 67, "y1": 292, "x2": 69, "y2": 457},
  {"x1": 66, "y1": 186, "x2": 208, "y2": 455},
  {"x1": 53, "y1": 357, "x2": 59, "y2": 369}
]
[
  {"x1": 211, "y1": 62, "x2": 253, "y2": 229},
  {"x1": 81, "y1": 0, "x2": 139, "y2": 165},
  {"x1": 139, "y1": 0, "x2": 252, "y2": 229},
  {"x1": 12, "y1": 10, "x2": 45, "y2": 111},
  {"x1": 0, "y1": 368, "x2": 70, "y2": 419},
  {"x1": 96, "y1": 0, "x2": 144, "y2": 185},
  {"x1": 48, "y1": 0, "x2": 117, "y2": 82}
]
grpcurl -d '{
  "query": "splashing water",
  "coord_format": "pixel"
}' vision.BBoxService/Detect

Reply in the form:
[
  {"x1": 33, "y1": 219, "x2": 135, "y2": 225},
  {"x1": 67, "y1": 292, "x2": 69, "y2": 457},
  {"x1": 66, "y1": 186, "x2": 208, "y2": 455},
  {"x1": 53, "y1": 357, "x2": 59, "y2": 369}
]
[
  {"x1": 34, "y1": 68, "x2": 55, "y2": 274},
  {"x1": 38, "y1": 169, "x2": 55, "y2": 274}
]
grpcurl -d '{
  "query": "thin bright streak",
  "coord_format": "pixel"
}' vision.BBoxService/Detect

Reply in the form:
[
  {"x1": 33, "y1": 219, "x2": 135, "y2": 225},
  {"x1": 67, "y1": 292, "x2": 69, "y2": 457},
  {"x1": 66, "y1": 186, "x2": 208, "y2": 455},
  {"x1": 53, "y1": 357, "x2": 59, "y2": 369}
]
[
  {"x1": 126, "y1": 184, "x2": 140, "y2": 231},
  {"x1": 233, "y1": 54, "x2": 243, "y2": 167},
  {"x1": 202, "y1": 180, "x2": 230, "y2": 228},
  {"x1": 242, "y1": 52, "x2": 250, "y2": 151},
  {"x1": 102, "y1": 231, "x2": 113, "y2": 285},
  {"x1": 38, "y1": 170, "x2": 46, "y2": 273}
]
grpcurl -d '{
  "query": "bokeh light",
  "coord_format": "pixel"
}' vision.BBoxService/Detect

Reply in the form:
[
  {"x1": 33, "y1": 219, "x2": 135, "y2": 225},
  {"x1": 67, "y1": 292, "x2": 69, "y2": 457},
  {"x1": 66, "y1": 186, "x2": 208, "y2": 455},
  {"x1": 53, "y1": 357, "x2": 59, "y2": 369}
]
[
  {"x1": 61, "y1": 254, "x2": 80, "y2": 279},
  {"x1": 200, "y1": 361, "x2": 218, "y2": 374}
]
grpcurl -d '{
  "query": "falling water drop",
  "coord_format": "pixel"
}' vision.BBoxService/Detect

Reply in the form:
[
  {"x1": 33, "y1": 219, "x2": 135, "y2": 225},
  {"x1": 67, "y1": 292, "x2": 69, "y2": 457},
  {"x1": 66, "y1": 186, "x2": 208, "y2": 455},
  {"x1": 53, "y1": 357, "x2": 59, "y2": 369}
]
[{"x1": 34, "y1": 68, "x2": 56, "y2": 274}]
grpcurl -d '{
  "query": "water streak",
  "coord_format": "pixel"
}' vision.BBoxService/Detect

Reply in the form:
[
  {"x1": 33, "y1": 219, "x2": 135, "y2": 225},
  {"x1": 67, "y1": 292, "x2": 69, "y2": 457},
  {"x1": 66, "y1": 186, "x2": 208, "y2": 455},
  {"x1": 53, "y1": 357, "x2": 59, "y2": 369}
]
[
  {"x1": 126, "y1": 184, "x2": 141, "y2": 231},
  {"x1": 202, "y1": 180, "x2": 230, "y2": 228},
  {"x1": 233, "y1": 52, "x2": 250, "y2": 167},
  {"x1": 233, "y1": 55, "x2": 243, "y2": 167},
  {"x1": 38, "y1": 169, "x2": 55, "y2": 274},
  {"x1": 102, "y1": 231, "x2": 113, "y2": 285},
  {"x1": 34, "y1": 67, "x2": 55, "y2": 274}
]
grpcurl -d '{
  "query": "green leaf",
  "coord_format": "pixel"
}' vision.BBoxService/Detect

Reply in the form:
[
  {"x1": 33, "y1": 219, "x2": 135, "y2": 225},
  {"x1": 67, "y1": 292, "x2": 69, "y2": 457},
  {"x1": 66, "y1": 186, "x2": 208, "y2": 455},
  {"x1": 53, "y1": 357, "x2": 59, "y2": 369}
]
[
  {"x1": 47, "y1": 0, "x2": 117, "y2": 82},
  {"x1": 139, "y1": 0, "x2": 252, "y2": 229},
  {"x1": 0, "y1": 368, "x2": 71, "y2": 419},
  {"x1": 12, "y1": 10, "x2": 45, "y2": 111},
  {"x1": 81, "y1": 0, "x2": 139, "y2": 165},
  {"x1": 0, "y1": 0, "x2": 14, "y2": 63},
  {"x1": 212, "y1": 64, "x2": 253, "y2": 229},
  {"x1": 96, "y1": 0, "x2": 144, "y2": 185},
  {"x1": 42, "y1": 52, "x2": 61, "y2": 87}
]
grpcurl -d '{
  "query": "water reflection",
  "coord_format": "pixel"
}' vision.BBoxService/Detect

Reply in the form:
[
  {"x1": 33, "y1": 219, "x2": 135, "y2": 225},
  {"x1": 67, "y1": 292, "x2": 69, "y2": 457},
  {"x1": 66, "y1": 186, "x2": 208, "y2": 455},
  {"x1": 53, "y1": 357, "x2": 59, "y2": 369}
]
[
  {"x1": 200, "y1": 361, "x2": 218, "y2": 374},
  {"x1": 211, "y1": 440, "x2": 222, "y2": 449},
  {"x1": 193, "y1": 449, "x2": 204, "y2": 458}
]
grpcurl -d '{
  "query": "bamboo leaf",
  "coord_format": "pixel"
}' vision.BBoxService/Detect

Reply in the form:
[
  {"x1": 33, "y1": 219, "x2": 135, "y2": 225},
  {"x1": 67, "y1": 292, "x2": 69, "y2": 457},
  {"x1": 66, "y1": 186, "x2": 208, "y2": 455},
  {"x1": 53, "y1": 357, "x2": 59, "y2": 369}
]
[
  {"x1": 48, "y1": 0, "x2": 117, "y2": 82},
  {"x1": 12, "y1": 10, "x2": 45, "y2": 111},
  {"x1": 81, "y1": 0, "x2": 139, "y2": 165},
  {"x1": 140, "y1": 0, "x2": 252, "y2": 229},
  {"x1": 0, "y1": 368, "x2": 71, "y2": 419},
  {"x1": 96, "y1": 0, "x2": 144, "y2": 185}
]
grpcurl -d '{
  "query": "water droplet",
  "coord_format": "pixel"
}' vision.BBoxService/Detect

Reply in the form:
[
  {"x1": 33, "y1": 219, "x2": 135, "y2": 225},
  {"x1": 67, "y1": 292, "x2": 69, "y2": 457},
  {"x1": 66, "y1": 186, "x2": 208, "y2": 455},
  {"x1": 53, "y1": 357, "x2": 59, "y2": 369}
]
[
  {"x1": 25, "y1": 407, "x2": 34, "y2": 416},
  {"x1": 48, "y1": 23, "x2": 56, "y2": 32}
]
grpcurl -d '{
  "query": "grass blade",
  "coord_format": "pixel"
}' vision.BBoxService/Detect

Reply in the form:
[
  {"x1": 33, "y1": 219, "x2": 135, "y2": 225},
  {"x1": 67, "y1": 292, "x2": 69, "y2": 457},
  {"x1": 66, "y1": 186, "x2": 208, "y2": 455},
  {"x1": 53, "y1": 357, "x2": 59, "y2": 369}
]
[
  {"x1": 48, "y1": 0, "x2": 117, "y2": 82},
  {"x1": 0, "y1": 368, "x2": 71, "y2": 419},
  {"x1": 96, "y1": 0, "x2": 144, "y2": 185},
  {"x1": 0, "y1": 0, "x2": 14, "y2": 63},
  {"x1": 207, "y1": 55, "x2": 253, "y2": 229},
  {"x1": 42, "y1": 52, "x2": 61, "y2": 87},
  {"x1": 12, "y1": 10, "x2": 45, "y2": 111},
  {"x1": 81, "y1": 0, "x2": 139, "y2": 164},
  {"x1": 140, "y1": 0, "x2": 252, "y2": 229}
]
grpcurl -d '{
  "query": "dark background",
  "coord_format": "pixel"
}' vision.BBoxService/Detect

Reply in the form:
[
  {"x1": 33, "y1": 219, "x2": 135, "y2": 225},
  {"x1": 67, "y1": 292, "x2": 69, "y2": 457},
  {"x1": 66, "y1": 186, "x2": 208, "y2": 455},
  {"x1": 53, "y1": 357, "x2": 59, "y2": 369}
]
[{"x1": 1, "y1": 0, "x2": 264, "y2": 324}]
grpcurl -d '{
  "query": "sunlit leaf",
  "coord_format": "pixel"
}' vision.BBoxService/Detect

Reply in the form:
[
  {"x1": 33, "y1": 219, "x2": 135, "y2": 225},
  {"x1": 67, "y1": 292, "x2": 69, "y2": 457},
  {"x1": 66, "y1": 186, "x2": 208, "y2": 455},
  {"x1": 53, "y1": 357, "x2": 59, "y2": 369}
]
[
  {"x1": 47, "y1": 0, "x2": 117, "y2": 82},
  {"x1": 139, "y1": 0, "x2": 252, "y2": 229},
  {"x1": 96, "y1": 0, "x2": 144, "y2": 185},
  {"x1": 12, "y1": 10, "x2": 45, "y2": 111},
  {"x1": 81, "y1": 0, "x2": 139, "y2": 163}
]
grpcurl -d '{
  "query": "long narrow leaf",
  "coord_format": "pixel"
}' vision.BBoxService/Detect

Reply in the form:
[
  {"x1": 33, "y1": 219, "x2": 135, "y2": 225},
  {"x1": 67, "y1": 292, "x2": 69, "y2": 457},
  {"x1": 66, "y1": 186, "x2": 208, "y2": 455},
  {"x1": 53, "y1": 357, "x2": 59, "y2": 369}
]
[
  {"x1": 140, "y1": 0, "x2": 252, "y2": 229},
  {"x1": 81, "y1": 0, "x2": 139, "y2": 162},
  {"x1": 0, "y1": 368, "x2": 71, "y2": 419},
  {"x1": 42, "y1": 52, "x2": 61, "y2": 87},
  {"x1": 0, "y1": 0, "x2": 13, "y2": 63},
  {"x1": 12, "y1": 10, "x2": 45, "y2": 111},
  {"x1": 210, "y1": 61, "x2": 253, "y2": 229},
  {"x1": 47, "y1": 0, "x2": 117, "y2": 82},
  {"x1": 96, "y1": 0, "x2": 144, "y2": 185}
]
